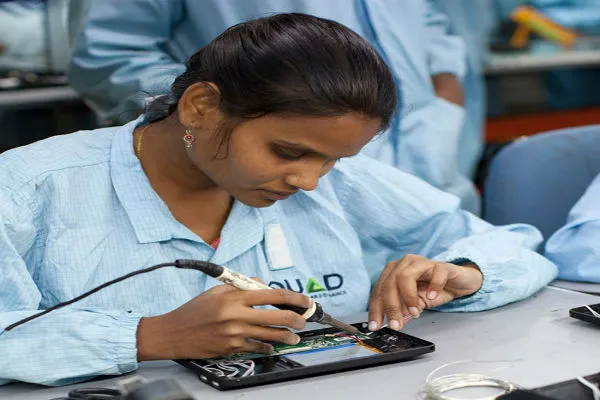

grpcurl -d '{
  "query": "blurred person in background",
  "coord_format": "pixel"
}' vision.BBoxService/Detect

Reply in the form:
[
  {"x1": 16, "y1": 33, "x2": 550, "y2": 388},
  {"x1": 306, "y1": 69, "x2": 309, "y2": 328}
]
[
  {"x1": 0, "y1": 1, "x2": 46, "y2": 72},
  {"x1": 69, "y1": 0, "x2": 482, "y2": 214},
  {"x1": 0, "y1": 1, "x2": 47, "y2": 153},
  {"x1": 431, "y1": 0, "x2": 495, "y2": 180},
  {"x1": 545, "y1": 173, "x2": 600, "y2": 282}
]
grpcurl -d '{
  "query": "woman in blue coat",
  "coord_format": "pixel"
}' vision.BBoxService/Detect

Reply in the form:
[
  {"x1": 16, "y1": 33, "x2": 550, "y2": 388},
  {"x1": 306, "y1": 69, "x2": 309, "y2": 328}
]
[
  {"x1": 545, "y1": 173, "x2": 600, "y2": 281},
  {"x1": 0, "y1": 14, "x2": 556, "y2": 386}
]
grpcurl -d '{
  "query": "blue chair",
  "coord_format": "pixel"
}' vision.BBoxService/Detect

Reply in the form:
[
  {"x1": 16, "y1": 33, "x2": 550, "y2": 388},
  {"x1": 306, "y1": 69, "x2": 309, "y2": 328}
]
[{"x1": 483, "y1": 124, "x2": 600, "y2": 250}]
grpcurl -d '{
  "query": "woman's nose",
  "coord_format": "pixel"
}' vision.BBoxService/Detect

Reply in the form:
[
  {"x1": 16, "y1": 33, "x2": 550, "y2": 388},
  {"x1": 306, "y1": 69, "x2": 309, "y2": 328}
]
[{"x1": 284, "y1": 159, "x2": 335, "y2": 191}]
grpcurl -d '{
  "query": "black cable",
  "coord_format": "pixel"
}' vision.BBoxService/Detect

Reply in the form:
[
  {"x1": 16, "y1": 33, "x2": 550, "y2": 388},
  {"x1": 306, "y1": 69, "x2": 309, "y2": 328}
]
[
  {"x1": 51, "y1": 387, "x2": 123, "y2": 400},
  {"x1": 5, "y1": 261, "x2": 208, "y2": 332},
  {"x1": 48, "y1": 379, "x2": 195, "y2": 400}
]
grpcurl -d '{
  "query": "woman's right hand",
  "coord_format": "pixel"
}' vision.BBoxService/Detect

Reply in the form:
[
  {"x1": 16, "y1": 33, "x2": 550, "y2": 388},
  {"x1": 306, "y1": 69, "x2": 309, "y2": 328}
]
[{"x1": 136, "y1": 284, "x2": 311, "y2": 361}]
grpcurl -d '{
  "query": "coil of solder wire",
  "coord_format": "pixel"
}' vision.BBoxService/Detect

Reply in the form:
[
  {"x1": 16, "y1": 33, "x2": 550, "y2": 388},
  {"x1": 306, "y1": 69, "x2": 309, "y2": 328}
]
[
  {"x1": 423, "y1": 361, "x2": 517, "y2": 400},
  {"x1": 424, "y1": 373, "x2": 516, "y2": 400}
]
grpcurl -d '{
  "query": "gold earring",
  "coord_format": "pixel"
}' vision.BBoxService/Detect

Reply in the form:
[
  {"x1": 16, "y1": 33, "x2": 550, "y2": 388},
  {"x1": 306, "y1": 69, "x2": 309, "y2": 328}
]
[{"x1": 183, "y1": 126, "x2": 195, "y2": 149}]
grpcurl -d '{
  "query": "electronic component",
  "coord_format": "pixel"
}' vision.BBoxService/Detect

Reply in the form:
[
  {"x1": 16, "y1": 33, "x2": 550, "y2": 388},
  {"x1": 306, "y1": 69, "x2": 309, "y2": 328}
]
[
  {"x1": 498, "y1": 372, "x2": 600, "y2": 400},
  {"x1": 178, "y1": 322, "x2": 435, "y2": 390},
  {"x1": 570, "y1": 303, "x2": 600, "y2": 326},
  {"x1": 209, "y1": 331, "x2": 373, "y2": 363}
]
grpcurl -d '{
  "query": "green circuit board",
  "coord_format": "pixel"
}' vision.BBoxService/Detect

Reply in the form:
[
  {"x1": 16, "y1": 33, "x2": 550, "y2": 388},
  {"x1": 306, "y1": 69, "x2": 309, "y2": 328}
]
[{"x1": 207, "y1": 333, "x2": 371, "y2": 362}]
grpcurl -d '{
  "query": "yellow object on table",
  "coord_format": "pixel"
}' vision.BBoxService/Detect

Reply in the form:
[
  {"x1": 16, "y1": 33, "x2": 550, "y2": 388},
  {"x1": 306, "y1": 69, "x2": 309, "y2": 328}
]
[{"x1": 510, "y1": 6, "x2": 577, "y2": 49}]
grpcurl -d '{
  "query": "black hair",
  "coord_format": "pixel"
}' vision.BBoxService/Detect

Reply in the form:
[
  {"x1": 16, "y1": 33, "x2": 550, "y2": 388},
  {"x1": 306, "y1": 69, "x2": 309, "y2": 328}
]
[{"x1": 146, "y1": 13, "x2": 397, "y2": 140}]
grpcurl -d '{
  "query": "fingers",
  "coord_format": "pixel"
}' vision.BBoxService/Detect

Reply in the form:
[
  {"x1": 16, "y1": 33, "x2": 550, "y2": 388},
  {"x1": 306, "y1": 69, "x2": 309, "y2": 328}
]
[
  {"x1": 367, "y1": 291, "x2": 384, "y2": 332},
  {"x1": 381, "y1": 278, "x2": 405, "y2": 331},
  {"x1": 218, "y1": 324, "x2": 301, "y2": 356},
  {"x1": 204, "y1": 283, "x2": 240, "y2": 295},
  {"x1": 234, "y1": 291, "x2": 310, "y2": 331},
  {"x1": 385, "y1": 256, "x2": 451, "y2": 315},
  {"x1": 369, "y1": 288, "x2": 412, "y2": 331},
  {"x1": 368, "y1": 260, "x2": 404, "y2": 331},
  {"x1": 368, "y1": 274, "x2": 389, "y2": 331},
  {"x1": 369, "y1": 275, "x2": 412, "y2": 331},
  {"x1": 216, "y1": 321, "x2": 300, "y2": 354},
  {"x1": 394, "y1": 262, "x2": 422, "y2": 317},
  {"x1": 233, "y1": 339, "x2": 274, "y2": 355},
  {"x1": 204, "y1": 288, "x2": 310, "y2": 331},
  {"x1": 425, "y1": 263, "x2": 449, "y2": 302},
  {"x1": 244, "y1": 325, "x2": 301, "y2": 346},
  {"x1": 243, "y1": 308, "x2": 306, "y2": 331},
  {"x1": 369, "y1": 255, "x2": 456, "y2": 331}
]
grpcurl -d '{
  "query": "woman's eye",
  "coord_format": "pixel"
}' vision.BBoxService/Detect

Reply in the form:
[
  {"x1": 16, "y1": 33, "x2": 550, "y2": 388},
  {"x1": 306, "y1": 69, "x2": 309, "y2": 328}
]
[{"x1": 273, "y1": 146, "x2": 305, "y2": 160}]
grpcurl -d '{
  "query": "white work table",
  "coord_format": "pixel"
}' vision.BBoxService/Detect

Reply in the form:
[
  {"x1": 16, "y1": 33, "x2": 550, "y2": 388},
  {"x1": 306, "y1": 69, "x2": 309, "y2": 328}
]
[
  {"x1": 0, "y1": 86, "x2": 80, "y2": 109},
  {"x1": 486, "y1": 48, "x2": 600, "y2": 75},
  {"x1": 485, "y1": 37, "x2": 600, "y2": 75},
  {"x1": 2, "y1": 286, "x2": 599, "y2": 400},
  {"x1": 551, "y1": 280, "x2": 600, "y2": 295}
]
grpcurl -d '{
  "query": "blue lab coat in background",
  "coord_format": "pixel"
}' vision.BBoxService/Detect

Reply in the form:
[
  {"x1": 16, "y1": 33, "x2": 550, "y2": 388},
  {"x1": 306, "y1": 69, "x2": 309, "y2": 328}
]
[
  {"x1": 68, "y1": 0, "x2": 481, "y2": 214},
  {"x1": 545, "y1": 173, "x2": 600, "y2": 282},
  {"x1": 430, "y1": 0, "x2": 495, "y2": 179},
  {"x1": 0, "y1": 1, "x2": 46, "y2": 71}
]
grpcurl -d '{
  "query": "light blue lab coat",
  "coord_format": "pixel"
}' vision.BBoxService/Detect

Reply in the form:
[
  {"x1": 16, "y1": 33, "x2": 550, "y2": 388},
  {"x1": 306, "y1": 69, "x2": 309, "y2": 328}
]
[
  {"x1": 0, "y1": 118, "x2": 556, "y2": 385},
  {"x1": 430, "y1": 0, "x2": 495, "y2": 178},
  {"x1": 68, "y1": 0, "x2": 481, "y2": 214},
  {"x1": 545, "y1": 173, "x2": 600, "y2": 282}
]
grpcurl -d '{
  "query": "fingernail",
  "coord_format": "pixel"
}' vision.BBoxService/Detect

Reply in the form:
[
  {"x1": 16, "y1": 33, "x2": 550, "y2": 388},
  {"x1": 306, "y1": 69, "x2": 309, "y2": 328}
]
[
  {"x1": 288, "y1": 335, "x2": 301, "y2": 345},
  {"x1": 427, "y1": 291, "x2": 438, "y2": 300},
  {"x1": 389, "y1": 320, "x2": 401, "y2": 330},
  {"x1": 409, "y1": 307, "x2": 420, "y2": 317},
  {"x1": 368, "y1": 321, "x2": 378, "y2": 331}
]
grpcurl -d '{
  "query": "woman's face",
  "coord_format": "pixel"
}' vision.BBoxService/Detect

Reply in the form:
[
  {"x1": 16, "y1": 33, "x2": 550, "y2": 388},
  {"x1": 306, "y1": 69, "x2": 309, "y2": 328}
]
[{"x1": 190, "y1": 113, "x2": 381, "y2": 207}]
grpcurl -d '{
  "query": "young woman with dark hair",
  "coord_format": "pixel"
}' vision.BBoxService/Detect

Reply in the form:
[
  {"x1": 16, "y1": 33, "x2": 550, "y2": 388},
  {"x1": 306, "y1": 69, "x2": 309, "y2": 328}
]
[{"x1": 0, "y1": 14, "x2": 556, "y2": 386}]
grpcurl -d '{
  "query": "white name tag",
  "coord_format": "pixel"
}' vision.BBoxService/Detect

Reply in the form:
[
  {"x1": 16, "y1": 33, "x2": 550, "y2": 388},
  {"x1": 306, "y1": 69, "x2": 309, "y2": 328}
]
[{"x1": 265, "y1": 224, "x2": 294, "y2": 270}]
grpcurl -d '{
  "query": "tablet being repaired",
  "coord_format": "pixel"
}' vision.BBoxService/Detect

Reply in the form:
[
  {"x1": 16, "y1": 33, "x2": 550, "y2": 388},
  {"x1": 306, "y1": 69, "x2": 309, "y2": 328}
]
[{"x1": 177, "y1": 321, "x2": 435, "y2": 390}]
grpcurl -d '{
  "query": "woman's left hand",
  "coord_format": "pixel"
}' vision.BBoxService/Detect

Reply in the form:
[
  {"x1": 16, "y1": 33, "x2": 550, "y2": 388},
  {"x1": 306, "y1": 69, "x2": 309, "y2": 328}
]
[{"x1": 368, "y1": 254, "x2": 483, "y2": 331}]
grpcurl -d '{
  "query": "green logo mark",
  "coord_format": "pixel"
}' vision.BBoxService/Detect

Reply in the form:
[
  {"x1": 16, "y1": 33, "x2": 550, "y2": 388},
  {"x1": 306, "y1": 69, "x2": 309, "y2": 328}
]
[{"x1": 305, "y1": 277, "x2": 326, "y2": 293}]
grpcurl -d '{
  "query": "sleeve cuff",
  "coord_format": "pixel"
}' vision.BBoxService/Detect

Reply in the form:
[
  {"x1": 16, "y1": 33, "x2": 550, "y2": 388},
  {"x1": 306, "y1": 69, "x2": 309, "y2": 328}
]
[
  {"x1": 111, "y1": 311, "x2": 143, "y2": 374},
  {"x1": 428, "y1": 38, "x2": 467, "y2": 80},
  {"x1": 433, "y1": 246, "x2": 502, "y2": 311},
  {"x1": 430, "y1": 62, "x2": 466, "y2": 81}
]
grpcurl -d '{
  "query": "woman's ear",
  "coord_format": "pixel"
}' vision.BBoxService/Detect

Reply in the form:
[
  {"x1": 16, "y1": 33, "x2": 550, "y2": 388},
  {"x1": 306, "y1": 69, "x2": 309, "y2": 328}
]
[{"x1": 177, "y1": 82, "x2": 222, "y2": 126}]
